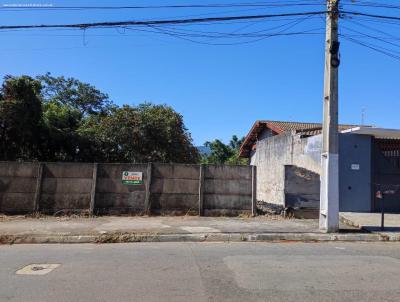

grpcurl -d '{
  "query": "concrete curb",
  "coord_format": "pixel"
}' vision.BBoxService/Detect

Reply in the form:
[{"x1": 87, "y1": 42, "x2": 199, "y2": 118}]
[
  {"x1": 339, "y1": 215, "x2": 400, "y2": 241},
  {"x1": 0, "y1": 232, "x2": 398, "y2": 244}
]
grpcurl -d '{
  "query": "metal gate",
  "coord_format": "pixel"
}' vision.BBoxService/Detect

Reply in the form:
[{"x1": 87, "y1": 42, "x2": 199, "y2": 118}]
[{"x1": 373, "y1": 139, "x2": 400, "y2": 213}]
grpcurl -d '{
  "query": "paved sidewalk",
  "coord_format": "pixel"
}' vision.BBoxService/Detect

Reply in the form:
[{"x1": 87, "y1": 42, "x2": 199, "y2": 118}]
[
  {"x1": 1, "y1": 215, "x2": 393, "y2": 244},
  {"x1": 0, "y1": 215, "x2": 318, "y2": 236},
  {"x1": 341, "y1": 212, "x2": 400, "y2": 240}
]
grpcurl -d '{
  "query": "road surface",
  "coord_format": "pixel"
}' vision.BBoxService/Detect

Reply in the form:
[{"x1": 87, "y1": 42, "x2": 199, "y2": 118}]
[{"x1": 1, "y1": 242, "x2": 400, "y2": 301}]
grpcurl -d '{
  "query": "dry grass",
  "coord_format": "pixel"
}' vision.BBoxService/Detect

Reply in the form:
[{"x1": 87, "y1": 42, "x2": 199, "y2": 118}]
[{"x1": 0, "y1": 210, "x2": 94, "y2": 222}]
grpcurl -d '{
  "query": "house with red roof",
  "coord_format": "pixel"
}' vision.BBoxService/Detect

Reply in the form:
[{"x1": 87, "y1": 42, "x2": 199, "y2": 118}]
[{"x1": 239, "y1": 120, "x2": 400, "y2": 215}]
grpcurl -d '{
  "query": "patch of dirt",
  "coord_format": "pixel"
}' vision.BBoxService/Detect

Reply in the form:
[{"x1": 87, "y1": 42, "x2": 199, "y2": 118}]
[
  {"x1": 95, "y1": 232, "x2": 158, "y2": 243},
  {"x1": 0, "y1": 211, "x2": 94, "y2": 222},
  {"x1": 253, "y1": 213, "x2": 287, "y2": 221},
  {"x1": 0, "y1": 235, "x2": 17, "y2": 244},
  {"x1": 0, "y1": 214, "x2": 29, "y2": 222}
]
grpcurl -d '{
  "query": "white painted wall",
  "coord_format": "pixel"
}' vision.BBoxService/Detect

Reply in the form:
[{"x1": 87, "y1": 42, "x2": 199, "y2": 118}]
[{"x1": 253, "y1": 133, "x2": 322, "y2": 205}]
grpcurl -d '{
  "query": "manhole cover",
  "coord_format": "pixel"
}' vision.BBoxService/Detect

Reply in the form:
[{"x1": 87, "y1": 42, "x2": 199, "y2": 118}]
[
  {"x1": 16, "y1": 264, "x2": 60, "y2": 275},
  {"x1": 32, "y1": 266, "x2": 45, "y2": 271}
]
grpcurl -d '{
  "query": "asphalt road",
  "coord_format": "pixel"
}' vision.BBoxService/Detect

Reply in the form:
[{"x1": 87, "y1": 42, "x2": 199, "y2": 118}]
[{"x1": 1, "y1": 242, "x2": 400, "y2": 302}]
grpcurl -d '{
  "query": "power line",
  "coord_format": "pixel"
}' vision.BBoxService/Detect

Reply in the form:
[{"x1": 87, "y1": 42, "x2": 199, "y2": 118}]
[
  {"x1": 0, "y1": 11, "x2": 328, "y2": 30},
  {"x1": 145, "y1": 15, "x2": 315, "y2": 38},
  {"x1": 0, "y1": 2, "x2": 326, "y2": 11},
  {"x1": 0, "y1": 3, "x2": 399, "y2": 61},
  {"x1": 342, "y1": 1, "x2": 400, "y2": 10},
  {"x1": 342, "y1": 10, "x2": 400, "y2": 22},
  {"x1": 343, "y1": 18, "x2": 399, "y2": 40},
  {"x1": 137, "y1": 14, "x2": 322, "y2": 45},
  {"x1": 0, "y1": 9, "x2": 398, "y2": 32},
  {"x1": 341, "y1": 34, "x2": 400, "y2": 61},
  {"x1": 341, "y1": 25, "x2": 400, "y2": 52}
]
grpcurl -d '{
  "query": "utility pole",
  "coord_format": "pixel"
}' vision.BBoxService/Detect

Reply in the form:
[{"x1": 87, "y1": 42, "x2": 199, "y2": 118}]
[{"x1": 320, "y1": 0, "x2": 340, "y2": 232}]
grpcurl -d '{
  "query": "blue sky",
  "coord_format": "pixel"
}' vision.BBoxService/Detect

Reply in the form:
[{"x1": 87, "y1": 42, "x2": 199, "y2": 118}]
[{"x1": 0, "y1": 0, "x2": 399, "y2": 145}]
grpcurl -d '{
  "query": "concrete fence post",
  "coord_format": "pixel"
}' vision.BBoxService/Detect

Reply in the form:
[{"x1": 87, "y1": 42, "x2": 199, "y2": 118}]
[
  {"x1": 251, "y1": 165, "x2": 257, "y2": 217},
  {"x1": 33, "y1": 162, "x2": 44, "y2": 213},
  {"x1": 145, "y1": 162, "x2": 152, "y2": 215},
  {"x1": 89, "y1": 163, "x2": 98, "y2": 215},
  {"x1": 198, "y1": 164, "x2": 205, "y2": 216}
]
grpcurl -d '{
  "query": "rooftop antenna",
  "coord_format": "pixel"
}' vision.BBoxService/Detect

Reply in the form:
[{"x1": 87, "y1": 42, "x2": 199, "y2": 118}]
[{"x1": 361, "y1": 108, "x2": 366, "y2": 126}]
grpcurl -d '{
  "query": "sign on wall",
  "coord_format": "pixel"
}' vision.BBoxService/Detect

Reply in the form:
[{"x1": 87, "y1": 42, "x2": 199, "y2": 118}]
[{"x1": 122, "y1": 171, "x2": 143, "y2": 185}]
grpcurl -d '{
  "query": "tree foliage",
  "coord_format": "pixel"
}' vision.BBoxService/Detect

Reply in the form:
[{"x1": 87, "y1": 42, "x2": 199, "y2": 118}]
[
  {"x1": 0, "y1": 74, "x2": 199, "y2": 163},
  {"x1": 0, "y1": 76, "x2": 43, "y2": 160},
  {"x1": 80, "y1": 104, "x2": 199, "y2": 163},
  {"x1": 37, "y1": 73, "x2": 113, "y2": 115},
  {"x1": 202, "y1": 135, "x2": 247, "y2": 165}
]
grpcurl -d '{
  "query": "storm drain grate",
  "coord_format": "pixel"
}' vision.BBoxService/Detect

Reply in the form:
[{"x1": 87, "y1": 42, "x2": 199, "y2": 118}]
[{"x1": 16, "y1": 264, "x2": 60, "y2": 275}]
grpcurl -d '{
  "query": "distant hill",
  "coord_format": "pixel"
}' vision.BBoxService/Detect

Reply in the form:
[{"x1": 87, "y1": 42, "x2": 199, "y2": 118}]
[{"x1": 197, "y1": 145, "x2": 211, "y2": 156}]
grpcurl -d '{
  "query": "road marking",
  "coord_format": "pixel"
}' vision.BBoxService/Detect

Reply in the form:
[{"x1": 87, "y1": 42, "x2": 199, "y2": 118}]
[{"x1": 16, "y1": 264, "x2": 60, "y2": 275}]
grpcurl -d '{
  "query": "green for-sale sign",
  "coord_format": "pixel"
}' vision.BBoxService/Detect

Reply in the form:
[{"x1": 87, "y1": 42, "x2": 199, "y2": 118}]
[{"x1": 122, "y1": 171, "x2": 143, "y2": 185}]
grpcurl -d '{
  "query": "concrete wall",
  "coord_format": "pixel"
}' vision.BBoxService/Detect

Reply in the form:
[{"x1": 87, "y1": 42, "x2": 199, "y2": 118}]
[
  {"x1": 204, "y1": 165, "x2": 252, "y2": 215},
  {"x1": 151, "y1": 164, "x2": 200, "y2": 214},
  {"x1": 40, "y1": 163, "x2": 94, "y2": 213},
  {"x1": 253, "y1": 132, "x2": 373, "y2": 212},
  {"x1": 249, "y1": 128, "x2": 274, "y2": 165},
  {"x1": 253, "y1": 133, "x2": 321, "y2": 206},
  {"x1": 284, "y1": 165, "x2": 320, "y2": 209},
  {"x1": 96, "y1": 164, "x2": 148, "y2": 214},
  {"x1": 0, "y1": 162, "x2": 254, "y2": 216},
  {"x1": 0, "y1": 162, "x2": 39, "y2": 213}
]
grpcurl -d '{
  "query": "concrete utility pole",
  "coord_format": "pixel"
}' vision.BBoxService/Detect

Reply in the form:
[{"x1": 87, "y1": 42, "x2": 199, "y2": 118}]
[{"x1": 320, "y1": 0, "x2": 340, "y2": 232}]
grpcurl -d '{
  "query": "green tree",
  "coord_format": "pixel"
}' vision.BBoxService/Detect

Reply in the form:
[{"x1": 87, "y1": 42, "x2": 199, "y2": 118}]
[
  {"x1": 0, "y1": 76, "x2": 43, "y2": 160},
  {"x1": 37, "y1": 73, "x2": 113, "y2": 115},
  {"x1": 37, "y1": 73, "x2": 114, "y2": 161},
  {"x1": 203, "y1": 139, "x2": 234, "y2": 164},
  {"x1": 81, "y1": 103, "x2": 199, "y2": 163},
  {"x1": 0, "y1": 74, "x2": 199, "y2": 163},
  {"x1": 202, "y1": 135, "x2": 247, "y2": 165},
  {"x1": 41, "y1": 101, "x2": 85, "y2": 161}
]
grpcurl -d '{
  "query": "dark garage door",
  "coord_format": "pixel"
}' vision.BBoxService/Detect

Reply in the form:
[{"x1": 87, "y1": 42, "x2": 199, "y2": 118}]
[{"x1": 373, "y1": 139, "x2": 400, "y2": 213}]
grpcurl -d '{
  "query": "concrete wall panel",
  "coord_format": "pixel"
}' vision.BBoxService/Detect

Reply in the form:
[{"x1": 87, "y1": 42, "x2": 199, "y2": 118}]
[
  {"x1": 43, "y1": 163, "x2": 93, "y2": 178},
  {"x1": 97, "y1": 164, "x2": 148, "y2": 179},
  {"x1": 42, "y1": 178, "x2": 92, "y2": 194},
  {"x1": 0, "y1": 162, "x2": 38, "y2": 177},
  {"x1": 0, "y1": 177, "x2": 37, "y2": 193},
  {"x1": 153, "y1": 164, "x2": 199, "y2": 179},
  {"x1": 40, "y1": 193, "x2": 91, "y2": 210},
  {"x1": 151, "y1": 178, "x2": 198, "y2": 194},
  {"x1": 0, "y1": 192, "x2": 35, "y2": 212},
  {"x1": 204, "y1": 194, "x2": 252, "y2": 210},
  {"x1": 151, "y1": 193, "x2": 198, "y2": 210},
  {"x1": 204, "y1": 179, "x2": 251, "y2": 195},
  {"x1": 96, "y1": 178, "x2": 145, "y2": 193},
  {"x1": 96, "y1": 192, "x2": 145, "y2": 210},
  {"x1": 205, "y1": 165, "x2": 251, "y2": 180}
]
